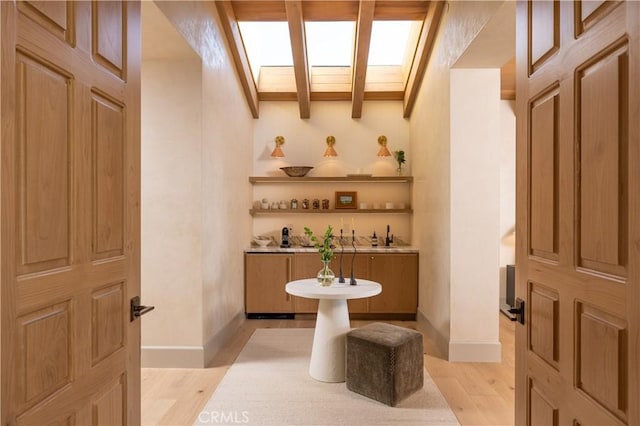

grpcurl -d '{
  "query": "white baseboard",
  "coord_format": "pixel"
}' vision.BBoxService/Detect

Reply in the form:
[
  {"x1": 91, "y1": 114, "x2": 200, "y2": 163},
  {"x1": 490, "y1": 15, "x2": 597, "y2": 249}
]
[
  {"x1": 448, "y1": 340, "x2": 502, "y2": 362},
  {"x1": 141, "y1": 345, "x2": 204, "y2": 368},
  {"x1": 416, "y1": 308, "x2": 450, "y2": 359},
  {"x1": 141, "y1": 311, "x2": 245, "y2": 368},
  {"x1": 203, "y1": 310, "x2": 245, "y2": 367}
]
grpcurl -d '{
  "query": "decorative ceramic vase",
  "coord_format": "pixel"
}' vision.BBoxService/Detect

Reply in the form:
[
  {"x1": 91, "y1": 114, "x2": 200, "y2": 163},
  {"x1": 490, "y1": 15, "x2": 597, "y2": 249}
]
[{"x1": 317, "y1": 260, "x2": 335, "y2": 287}]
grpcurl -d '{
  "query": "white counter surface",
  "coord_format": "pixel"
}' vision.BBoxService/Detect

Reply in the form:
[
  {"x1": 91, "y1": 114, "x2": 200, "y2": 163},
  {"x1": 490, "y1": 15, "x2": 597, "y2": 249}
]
[{"x1": 245, "y1": 246, "x2": 418, "y2": 254}]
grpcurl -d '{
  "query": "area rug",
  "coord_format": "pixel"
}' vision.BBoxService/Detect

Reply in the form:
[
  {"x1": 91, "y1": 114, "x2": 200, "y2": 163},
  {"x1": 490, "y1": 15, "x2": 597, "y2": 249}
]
[{"x1": 195, "y1": 328, "x2": 459, "y2": 426}]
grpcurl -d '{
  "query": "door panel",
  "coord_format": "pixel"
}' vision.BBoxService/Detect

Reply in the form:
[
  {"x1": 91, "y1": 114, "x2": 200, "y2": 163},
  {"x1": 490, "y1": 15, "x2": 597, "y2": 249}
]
[
  {"x1": 16, "y1": 51, "x2": 71, "y2": 273},
  {"x1": 91, "y1": 283, "x2": 125, "y2": 365},
  {"x1": 92, "y1": 93, "x2": 125, "y2": 260},
  {"x1": 17, "y1": 302, "x2": 72, "y2": 409},
  {"x1": 1, "y1": 1, "x2": 140, "y2": 424},
  {"x1": 574, "y1": 1, "x2": 621, "y2": 36},
  {"x1": 528, "y1": 0, "x2": 559, "y2": 74},
  {"x1": 16, "y1": 1, "x2": 75, "y2": 44},
  {"x1": 516, "y1": 1, "x2": 638, "y2": 425},
  {"x1": 92, "y1": 1, "x2": 125, "y2": 78},
  {"x1": 529, "y1": 382, "x2": 558, "y2": 426},
  {"x1": 92, "y1": 376, "x2": 126, "y2": 426},
  {"x1": 529, "y1": 86, "x2": 559, "y2": 261},
  {"x1": 576, "y1": 303, "x2": 627, "y2": 421},
  {"x1": 576, "y1": 41, "x2": 628, "y2": 277},
  {"x1": 529, "y1": 282, "x2": 559, "y2": 369}
]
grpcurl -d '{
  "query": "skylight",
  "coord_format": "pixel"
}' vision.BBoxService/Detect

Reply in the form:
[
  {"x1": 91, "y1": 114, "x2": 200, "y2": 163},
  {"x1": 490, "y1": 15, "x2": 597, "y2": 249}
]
[
  {"x1": 238, "y1": 21, "x2": 293, "y2": 83},
  {"x1": 305, "y1": 21, "x2": 355, "y2": 67},
  {"x1": 368, "y1": 21, "x2": 421, "y2": 66}
]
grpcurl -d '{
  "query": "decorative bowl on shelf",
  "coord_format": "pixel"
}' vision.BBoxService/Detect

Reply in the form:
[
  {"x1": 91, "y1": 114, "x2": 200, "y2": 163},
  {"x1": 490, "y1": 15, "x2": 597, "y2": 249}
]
[
  {"x1": 280, "y1": 166, "x2": 313, "y2": 177},
  {"x1": 253, "y1": 237, "x2": 272, "y2": 247}
]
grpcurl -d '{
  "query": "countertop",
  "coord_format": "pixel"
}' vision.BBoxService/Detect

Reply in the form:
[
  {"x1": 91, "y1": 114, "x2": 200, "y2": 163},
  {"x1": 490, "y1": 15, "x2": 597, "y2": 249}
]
[{"x1": 245, "y1": 246, "x2": 419, "y2": 253}]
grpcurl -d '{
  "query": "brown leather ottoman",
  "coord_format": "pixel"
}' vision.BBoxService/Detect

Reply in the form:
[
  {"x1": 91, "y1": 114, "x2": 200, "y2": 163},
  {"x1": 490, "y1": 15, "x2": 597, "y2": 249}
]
[{"x1": 346, "y1": 322, "x2": 424, "y2": 406}]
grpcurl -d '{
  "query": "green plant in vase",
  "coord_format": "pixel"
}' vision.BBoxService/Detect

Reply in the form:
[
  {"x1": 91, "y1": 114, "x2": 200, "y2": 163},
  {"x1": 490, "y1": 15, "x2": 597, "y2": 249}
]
[
  {"x1": 304, "y1": 225, "x2": 335, "y2": 286},
  {"x1": 394, "y1": 150, "x2": 406, "y2": 176}
]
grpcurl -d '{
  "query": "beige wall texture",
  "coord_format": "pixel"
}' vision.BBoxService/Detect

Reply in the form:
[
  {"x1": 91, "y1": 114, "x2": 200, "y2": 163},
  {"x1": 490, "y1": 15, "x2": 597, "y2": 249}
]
[
  {"x1": 409, "y1": 0, "x2": 505, "y2": 358},
  {"x1": 252, "y1": 101, "x2": 411, "y2": 244},
  {"x1": 449, "y1": 68, "x2": 502, "y2": 362},
  {"x1": 141, "y1": 1, "x2": 253, "y2": 367}
]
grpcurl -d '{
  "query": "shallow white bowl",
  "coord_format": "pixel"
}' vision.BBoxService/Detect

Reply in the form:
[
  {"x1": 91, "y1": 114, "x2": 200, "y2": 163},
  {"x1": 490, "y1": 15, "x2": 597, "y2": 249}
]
[{"x1": 254, "y1": 238, "x2": 271, "y2": 247}]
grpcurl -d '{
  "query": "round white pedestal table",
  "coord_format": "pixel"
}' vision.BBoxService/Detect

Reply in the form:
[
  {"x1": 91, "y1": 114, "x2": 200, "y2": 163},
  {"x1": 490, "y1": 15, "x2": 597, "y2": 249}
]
[{"x1": 285, "y1": 279, "x2": 382, "y2": 383}]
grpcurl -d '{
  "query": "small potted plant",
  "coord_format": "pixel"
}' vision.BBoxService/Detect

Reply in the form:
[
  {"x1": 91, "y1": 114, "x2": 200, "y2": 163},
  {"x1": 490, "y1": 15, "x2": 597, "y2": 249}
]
[
  {"x1": 394, "y1": 150, "x2": 406, "y2": 176},
  {"x1": 304, "y1": 225, "x2": 335, "y2": 286}
]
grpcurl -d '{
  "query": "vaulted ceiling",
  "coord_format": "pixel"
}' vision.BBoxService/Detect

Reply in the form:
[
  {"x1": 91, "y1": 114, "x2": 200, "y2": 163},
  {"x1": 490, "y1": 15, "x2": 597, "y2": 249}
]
[{"x1": 214, "y1": 0, "x2": 445, "y2": 119}]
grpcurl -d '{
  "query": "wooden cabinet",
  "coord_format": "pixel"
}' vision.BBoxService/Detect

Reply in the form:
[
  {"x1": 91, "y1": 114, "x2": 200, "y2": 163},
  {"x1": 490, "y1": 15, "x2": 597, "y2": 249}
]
[
  {"x1": 245, "y1": 252, "x2": 418, "y2": 318},
  {"x1": 368, "y1": 254, "x2": 418, "y2": 314},
  {"x1": 245, "y1": 253, "x2": 294, "y2": 313},
  {"x1": 292, "y1": 253, "x2": 320, "y2": 313}
]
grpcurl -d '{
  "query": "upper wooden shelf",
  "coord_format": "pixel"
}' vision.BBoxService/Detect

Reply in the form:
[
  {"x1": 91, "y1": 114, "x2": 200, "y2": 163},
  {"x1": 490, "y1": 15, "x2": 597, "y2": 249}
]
[{"x1": 249, "y1": 176, "x2": 413, "y2": 183}]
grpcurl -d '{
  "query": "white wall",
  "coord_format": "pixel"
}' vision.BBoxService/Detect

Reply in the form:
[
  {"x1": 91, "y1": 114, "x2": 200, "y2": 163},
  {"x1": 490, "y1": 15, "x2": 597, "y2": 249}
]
[
  {"x1": 142, "y1": 58, "x2": 203, "y2": 359},
  {"x1": 254, "y1": 101, "x2": 409, "y2": 177},
  {"x1": 409, "y1": 0, "x2": 503, "y2": 357},
  {"x1": 449, "y1": 69, "x2": 501, "y2": 362},
  {"x1": 499, "y1": 101, "x2": 516, "y2": 305},
  {"x1": 141, "y1": 1, "x2": 253, "y2": 367},
  {"x1": 252, "y1": 101, "x2": 412, "y2": 243}
]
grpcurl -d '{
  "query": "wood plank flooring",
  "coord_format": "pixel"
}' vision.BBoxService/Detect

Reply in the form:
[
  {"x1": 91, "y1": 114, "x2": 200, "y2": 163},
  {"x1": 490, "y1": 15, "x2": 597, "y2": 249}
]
[{"x1": 141, "y1": 315, "x2": 515, "y2": 425}]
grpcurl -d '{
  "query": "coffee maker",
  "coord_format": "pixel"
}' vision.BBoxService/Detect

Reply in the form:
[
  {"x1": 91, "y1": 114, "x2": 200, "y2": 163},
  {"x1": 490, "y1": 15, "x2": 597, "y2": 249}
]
[{"x1": 280, "y1": 226, "x2": 290, "y2": 248}]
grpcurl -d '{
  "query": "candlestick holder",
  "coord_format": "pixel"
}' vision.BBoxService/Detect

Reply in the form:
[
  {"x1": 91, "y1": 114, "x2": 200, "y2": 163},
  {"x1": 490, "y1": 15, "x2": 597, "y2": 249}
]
[
  {"x1": 350, "y1": 229, "x2": 357, "y2": 285},
  {"x1": 338, "y1": 229, "x2": 345, "y2": 283}
]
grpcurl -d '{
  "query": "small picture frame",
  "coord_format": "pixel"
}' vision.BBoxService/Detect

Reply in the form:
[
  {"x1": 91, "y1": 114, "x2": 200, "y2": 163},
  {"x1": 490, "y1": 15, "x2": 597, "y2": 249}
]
[{"x1": 335, "y1": 191, "x2": 357, "y2": 209}]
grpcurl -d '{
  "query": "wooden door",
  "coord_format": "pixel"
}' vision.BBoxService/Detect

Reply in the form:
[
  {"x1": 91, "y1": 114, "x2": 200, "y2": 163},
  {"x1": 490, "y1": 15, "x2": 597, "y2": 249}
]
[
  {"x1": 1, "y1": 1, "x2": 141, "y2": 425},
  {"x1": 368, "y1": 254, "x2": 418, "y2": 314},
  {"x1": 245, "y1": 254, "x2": 294, "y2": 313},
  {"x1": 515, "y1": 1, "x2": 639, "y2": 424}
]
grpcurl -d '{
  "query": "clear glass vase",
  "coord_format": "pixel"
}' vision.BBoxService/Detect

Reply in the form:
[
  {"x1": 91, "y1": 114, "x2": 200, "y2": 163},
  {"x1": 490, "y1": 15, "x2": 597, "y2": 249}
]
[{"x1": 317, "y1": 260, "x2": 335, "y2": 287}]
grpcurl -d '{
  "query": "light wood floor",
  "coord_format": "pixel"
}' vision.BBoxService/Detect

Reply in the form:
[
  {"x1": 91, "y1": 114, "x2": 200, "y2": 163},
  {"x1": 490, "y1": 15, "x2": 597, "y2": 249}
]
[{"x1": 142, "y1": 315, "x2": 515, "y2": 426}]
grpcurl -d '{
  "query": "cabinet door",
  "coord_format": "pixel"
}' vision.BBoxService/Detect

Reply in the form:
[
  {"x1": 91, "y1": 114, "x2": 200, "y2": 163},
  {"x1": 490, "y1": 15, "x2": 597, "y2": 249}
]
[
  {"x1": 332, "y1": 253, "x2": 370, "y2": 314},
  {"x1": 369, "y1": 254, "x2": 418, "y2": 313},
  {"x1": 245, "y1": 254, "x2": 294, "y2": 313},
  {"x1": 292, "y1": 253, "x2": 320, "y2": 313}
]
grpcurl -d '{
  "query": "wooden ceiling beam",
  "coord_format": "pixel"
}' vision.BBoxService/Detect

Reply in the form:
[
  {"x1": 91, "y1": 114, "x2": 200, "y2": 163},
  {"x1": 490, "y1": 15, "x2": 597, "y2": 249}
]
[
  {"x1": 301, "y1": 1, "x2": 359, "y2": 21},
  {"x1": 231, "y1": 1, "x2": 428, "y2": 21},
  {"x1": 285, "y1": 0, "x2": 311, "y2": 118},
  {"x1": 374, "y1": 1, "x2": 429, "y2": 20},
  {"x1": 351, "y1": 0, "x2": 375, "y2": 118},
  {"x1": 231, "y1": 1, "x2": 287, "y2": 21},
  {"x1": 403, "y1": 0, "x2": 444, "y2": 118},
  {"x1": 215, "y1": 1, "x2": 259, "y2": 118}
]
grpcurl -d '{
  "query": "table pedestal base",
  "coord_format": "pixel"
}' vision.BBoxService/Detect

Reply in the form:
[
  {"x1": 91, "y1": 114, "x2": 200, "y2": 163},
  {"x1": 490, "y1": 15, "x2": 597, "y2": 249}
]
[{"x1": 309, "y1": 298, "x2": 350, "y2": 382}]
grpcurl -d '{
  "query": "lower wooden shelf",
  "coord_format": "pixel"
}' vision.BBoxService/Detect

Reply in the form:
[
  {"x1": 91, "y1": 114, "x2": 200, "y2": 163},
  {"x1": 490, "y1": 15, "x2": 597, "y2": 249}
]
[{"x1": 250, "y1": 208, "x2": 412, "y2": 216}]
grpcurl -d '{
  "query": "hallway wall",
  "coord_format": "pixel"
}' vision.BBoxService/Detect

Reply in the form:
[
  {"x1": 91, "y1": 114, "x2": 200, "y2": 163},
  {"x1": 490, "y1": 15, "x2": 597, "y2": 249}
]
[
  {"x1": 141, "y1": 1, "x2": 254, "y2": 367},
  {"x1": 409, "y1": 0, "x2": 506, "y2": 359}
]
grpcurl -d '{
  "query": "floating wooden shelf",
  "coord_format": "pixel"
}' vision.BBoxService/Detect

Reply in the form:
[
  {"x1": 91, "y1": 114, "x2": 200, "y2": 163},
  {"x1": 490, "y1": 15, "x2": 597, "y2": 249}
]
[
  {"x1": 249, "y1": 176, "x2": 413, "y2": 183},
  {"x1": 249, "y1": 208, "x2": 413, "y2": 216}
]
